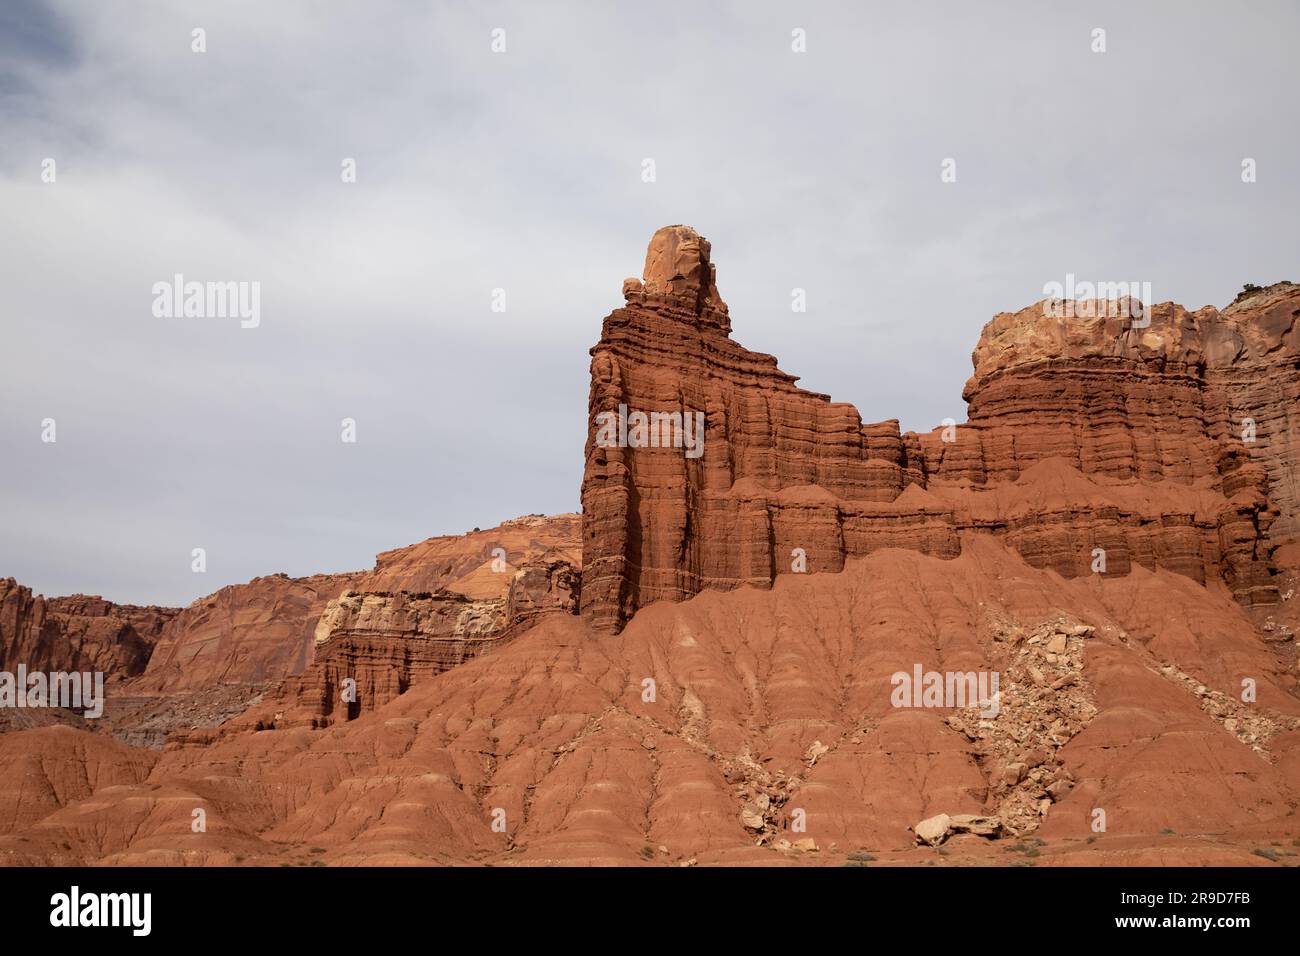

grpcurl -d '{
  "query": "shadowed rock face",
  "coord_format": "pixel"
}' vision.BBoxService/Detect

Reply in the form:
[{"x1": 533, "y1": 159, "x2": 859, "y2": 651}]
[
  {"x1": 582, "y1": 228, "x2": 1299, "y2": 633},
  {"x1": 0, "y1": 579, "x2": 175, "y2": 680}
]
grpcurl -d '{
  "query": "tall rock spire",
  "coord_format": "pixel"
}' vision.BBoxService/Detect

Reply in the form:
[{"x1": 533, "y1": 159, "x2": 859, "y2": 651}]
[{"x1": 580, "y1": 228, "x2": 1295, "y2": 634}]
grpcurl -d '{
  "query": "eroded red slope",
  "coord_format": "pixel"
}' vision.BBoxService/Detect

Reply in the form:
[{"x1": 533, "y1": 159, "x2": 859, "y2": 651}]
[{"x1": 2, "y1": 536, "x2": 1295, "y2": 866}]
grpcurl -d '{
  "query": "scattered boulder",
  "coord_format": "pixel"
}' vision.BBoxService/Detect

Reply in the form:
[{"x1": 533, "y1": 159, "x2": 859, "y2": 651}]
[
  {"x1": 804, "y1": 739, "x2": 829, "y2": 766},
  {"x1": 950, "y1": 814, "x2": 1002, "y2": 838},
  {"x1": 914, "y1": 813, "x2": 1003, "y2": 845},
  {"x1": 741, "y1": 805, "x2": 766, "y2": 831},
  {"x1": 913, "y1": 813, "x2": 952, "y2": 847}
]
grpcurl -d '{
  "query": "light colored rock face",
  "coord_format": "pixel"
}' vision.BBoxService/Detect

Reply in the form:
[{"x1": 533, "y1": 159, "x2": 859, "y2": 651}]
[
  {"x1": 949, "y1": 814, "x2": 1002, "y2": 838},
  {"x1": 582, "y1": 229, "x2": 1296, "y2": 633},
  {"x1": 912, "y1": 813, "x2": 1003, "y2": 845},
  {"x1": 913, "y1": 813, "x2": 952, "y2": 846},
  {"x1": 282, "y1": 559, "x2": 579, "y2": 726}
]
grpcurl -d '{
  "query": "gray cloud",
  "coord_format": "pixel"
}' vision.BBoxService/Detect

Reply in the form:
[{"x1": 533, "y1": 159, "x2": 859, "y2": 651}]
[{"x1": 2, "y1": 0, "x2": 1297, "y2": 605}]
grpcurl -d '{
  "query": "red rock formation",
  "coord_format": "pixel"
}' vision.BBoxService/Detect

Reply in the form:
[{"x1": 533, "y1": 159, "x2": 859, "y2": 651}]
[
  {"x1": 0, "y1": 578, "x2": 175, "y2": 680},
  {"x1": 582, "y1": 225, "x2": 949, "y2": 633},
  {"x1": 582, "y1": 227, "x2": 1298, "y2": 631},
  {"x1": 274, "y1": 558, "x2": 578, "y2": 727},
  {"x1": 3, "y1": 538, "x2": 1296, "y2": 866},
  {"x1": 132, "y1": 514, "x2": 582, "y2": 695},
  {"x1": 108, "y1": 518, "x2": 585, "y2": 733},
  {"x1": 132, "y1": 572, "x2": 359, "y2": 693},
  {"x1": 1, "y1": 515, "x2": 583, "y2": 747},
  {"x1": 2, "y1": 227, "x2": 1296, "y2": 869},
  {"x1": 915, "y1": 287, "x2": 1299, "y2": 605}
]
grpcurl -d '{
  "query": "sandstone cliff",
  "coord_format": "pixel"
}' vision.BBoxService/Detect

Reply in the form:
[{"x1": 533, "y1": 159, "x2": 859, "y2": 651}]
[
  {"x1": 284, "y1": 558, "x2": 579, "y2": 726},
  {"x1": 0, "y1": 515, "x2": 583, "y2": 742},
  {"x1": 132, "y1": 572, "x2": 359, "y2": 693},
  {"x1": 582, "y1": 226, "x2": 1298, "y2": 632},
  {"x1": 0, "y1": 578, "x2": 175, "y2": 680}
]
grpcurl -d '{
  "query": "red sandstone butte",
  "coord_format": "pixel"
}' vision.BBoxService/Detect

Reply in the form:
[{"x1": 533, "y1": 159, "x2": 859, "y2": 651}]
[{"x1": 581, "y1": 225, "x2": 1298, "y2": 633}]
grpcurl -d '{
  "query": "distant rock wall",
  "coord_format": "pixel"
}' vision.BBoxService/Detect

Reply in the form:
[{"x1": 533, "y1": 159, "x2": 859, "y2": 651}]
[
  {"x1": 0, "y1": 578, "x2": 175, "y2": 679},
  {"x1": 287, "y1": 559, "x2": 579, "y2": 726},
  {"x1": 128, "y1": 514, "x2": 581, "y2": 695},
  {"x1": 133, "y1": 573, "x2": 359, "y2": 693}
]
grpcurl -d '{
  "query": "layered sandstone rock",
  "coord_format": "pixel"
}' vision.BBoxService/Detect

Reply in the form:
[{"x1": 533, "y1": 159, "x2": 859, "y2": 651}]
[
  {"x1": 582, "y1": 225, "x2": 948, "y2": 633},
  {"x1": 915, "y1": 286, "x2": 1299, "y2": 604},
  {"x1": 582, "y1": 227, "x2": 1298, "y2": 631},
  {"x1": 132, "y1": 514, "x2": 582, "y2": 696},
  {"x1": 132, "y1": 572, "x2": 359, "y2": 693},
  {"x1": 357, "y1": 513, "x2": 580, "y2": 597},
  {"x1": 257, "y1": 558, "x2": 579, "y2": 727},
  {"x1": 1217, "y1": 284, "x2": 1300, "y2": 547},
  {"x1": 0, "y1": 578, "x2": 175, "y2": 680}
]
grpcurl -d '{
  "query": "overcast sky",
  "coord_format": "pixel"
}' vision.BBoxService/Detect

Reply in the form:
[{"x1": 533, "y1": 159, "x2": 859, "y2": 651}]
[{"x1": 2, "y1": 0, "x2": 1297, "y2": 606}]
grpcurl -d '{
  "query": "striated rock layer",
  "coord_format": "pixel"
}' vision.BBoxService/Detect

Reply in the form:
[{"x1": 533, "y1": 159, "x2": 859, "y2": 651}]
[
  {"x1": 112, "y1": 513, "x2": 581, "y2": 697},
  {"x1": 284, "y1": 558, "x2": 580, "y2": 726},
  {"x1": 133, "y1": 573, "x2": 360, "y2": 693},
  {"x1": 582, "y1": 225, "x2": 947, "y2": 633},
  {"x1": 917, "y1": 283, "x2": 1300, "y2": 605},
  {"x1": 582, "y1": 226, "x2": 1299, "y2": 632},
  {"x1": 0, "y1": 515, "x2": 583, "y2": 744}
]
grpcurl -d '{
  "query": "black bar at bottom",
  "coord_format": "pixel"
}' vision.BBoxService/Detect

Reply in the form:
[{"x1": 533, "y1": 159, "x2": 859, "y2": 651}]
[{"x1": 0, "y1": 865, "x2": 1289, "y2": 943}]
